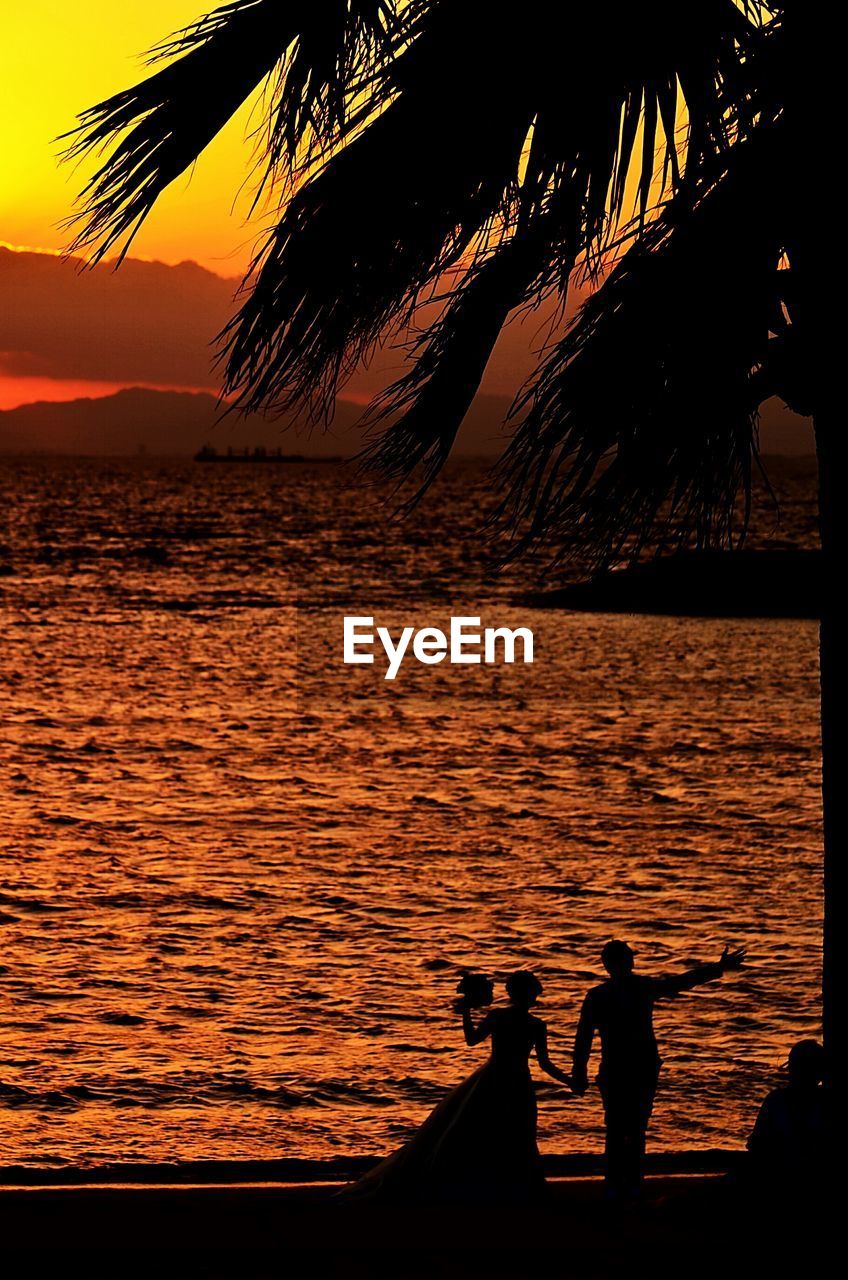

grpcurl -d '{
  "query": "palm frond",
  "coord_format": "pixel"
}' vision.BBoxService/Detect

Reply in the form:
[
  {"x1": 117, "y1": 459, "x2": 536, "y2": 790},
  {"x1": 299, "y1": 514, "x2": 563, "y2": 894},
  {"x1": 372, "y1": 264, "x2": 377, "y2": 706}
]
[
  {"x1": 63, "y1": 1, "x2": 790, "y2": 568},
  {"x1": 219, "y1": 3, "x2": 544, "y2": 418},
  {"x1": 356, "y1": 213, "x2": 569, "y2": 503},
  {"x1": 495, "y1": 125, "x2": 788, "y2": 569},
  {"x1": 62, "y1": 0, "x2": 401, "y2": 263},
  {"x1": 217, "y1": 0, "x2": 777, "y2": 419}
]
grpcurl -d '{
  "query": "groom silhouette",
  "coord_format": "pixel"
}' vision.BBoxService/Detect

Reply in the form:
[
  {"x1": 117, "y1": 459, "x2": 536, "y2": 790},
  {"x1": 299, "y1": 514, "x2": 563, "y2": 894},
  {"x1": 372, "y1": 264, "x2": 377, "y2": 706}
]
[{"x1": 571, "y1": 939, "x2": 746, "y2": 1199}]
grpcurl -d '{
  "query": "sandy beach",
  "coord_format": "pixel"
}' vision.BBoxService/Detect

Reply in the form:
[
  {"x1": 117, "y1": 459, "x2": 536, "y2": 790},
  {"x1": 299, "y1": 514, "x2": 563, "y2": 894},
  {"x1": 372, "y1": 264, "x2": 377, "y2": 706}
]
[
  {"x1": 1, "y1": 1158, "x2": 831, "y2": 1278},
  {"x1": 0, "y1": 1176, "x2": 726, "y2": 1275}
]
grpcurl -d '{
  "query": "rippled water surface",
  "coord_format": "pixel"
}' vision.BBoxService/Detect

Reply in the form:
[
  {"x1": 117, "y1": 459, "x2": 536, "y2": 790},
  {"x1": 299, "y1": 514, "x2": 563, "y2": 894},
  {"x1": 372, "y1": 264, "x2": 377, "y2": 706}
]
[{"x1": 0, "y1": 456, "x2": 822, "y2": 1167}]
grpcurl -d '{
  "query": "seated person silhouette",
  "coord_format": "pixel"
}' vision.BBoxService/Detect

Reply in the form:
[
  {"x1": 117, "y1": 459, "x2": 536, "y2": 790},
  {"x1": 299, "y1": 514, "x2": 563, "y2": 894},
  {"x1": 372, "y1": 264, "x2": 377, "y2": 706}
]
[
  {"x1": 747, "y1": 1039, "x2": 829, "y2": 1191},
  {"x1": 571, "y1": 939, "x2": 746, "y2": 1201}
]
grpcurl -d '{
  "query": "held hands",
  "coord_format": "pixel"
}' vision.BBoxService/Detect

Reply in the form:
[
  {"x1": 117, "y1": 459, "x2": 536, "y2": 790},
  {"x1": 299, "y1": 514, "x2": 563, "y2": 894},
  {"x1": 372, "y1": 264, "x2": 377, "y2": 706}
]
[
  {"x1": 719, "y1": 945, "x2": 746, "y2": 972},
  {"x1": 568, "y1": 1071, "x2": 588, "y2": 1096}
]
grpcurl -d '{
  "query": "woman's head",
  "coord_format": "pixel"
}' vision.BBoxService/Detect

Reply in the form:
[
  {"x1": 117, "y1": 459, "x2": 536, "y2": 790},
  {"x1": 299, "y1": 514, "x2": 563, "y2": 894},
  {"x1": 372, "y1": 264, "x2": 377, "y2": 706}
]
[{"x1": 505, "y1": 970, "x2": 542, "y2": 1009}]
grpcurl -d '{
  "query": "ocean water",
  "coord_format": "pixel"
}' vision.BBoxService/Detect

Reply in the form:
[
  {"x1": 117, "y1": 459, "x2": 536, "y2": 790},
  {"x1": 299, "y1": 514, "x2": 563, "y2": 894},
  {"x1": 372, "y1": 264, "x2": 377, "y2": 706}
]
[{"x1": 0, "y1": 456, "x2": 822, "y2": 1168}]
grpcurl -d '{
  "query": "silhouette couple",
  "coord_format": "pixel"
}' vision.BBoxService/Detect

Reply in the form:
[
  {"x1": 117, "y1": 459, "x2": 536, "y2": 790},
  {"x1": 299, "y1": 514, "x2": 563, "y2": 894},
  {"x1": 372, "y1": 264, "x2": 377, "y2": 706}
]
[{"x1": 343, "y1": 940, "x2": 746, "y2": 1204}]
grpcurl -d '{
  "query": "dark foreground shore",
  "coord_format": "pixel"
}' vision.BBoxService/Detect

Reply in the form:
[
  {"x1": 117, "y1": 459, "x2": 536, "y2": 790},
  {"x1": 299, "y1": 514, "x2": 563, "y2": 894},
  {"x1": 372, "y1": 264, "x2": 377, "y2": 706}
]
[{"x1": 1, "y1": 1160, "x2": 831, "y2": 1279}]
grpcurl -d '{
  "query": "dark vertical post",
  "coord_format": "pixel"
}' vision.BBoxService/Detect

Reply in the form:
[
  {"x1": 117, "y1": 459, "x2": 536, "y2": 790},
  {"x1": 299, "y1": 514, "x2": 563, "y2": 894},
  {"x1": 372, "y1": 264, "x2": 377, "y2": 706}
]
[
  {"x1": 815, "y1": 418, "x2": 838, "y2": 1080},
  {"x1": 784, "y1": 0, "x2": 833, "y2": 1082}
]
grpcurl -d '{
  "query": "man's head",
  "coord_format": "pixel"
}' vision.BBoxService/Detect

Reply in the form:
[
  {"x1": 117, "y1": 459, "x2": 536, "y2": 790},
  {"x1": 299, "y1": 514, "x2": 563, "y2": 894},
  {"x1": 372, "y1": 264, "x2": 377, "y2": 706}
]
[
  {"x1": 787, "y1": 1039, "x2": 825, "y2": 1088},
  {"x1": 602, "y1": 939, "x2": 635, "y2": 978}
]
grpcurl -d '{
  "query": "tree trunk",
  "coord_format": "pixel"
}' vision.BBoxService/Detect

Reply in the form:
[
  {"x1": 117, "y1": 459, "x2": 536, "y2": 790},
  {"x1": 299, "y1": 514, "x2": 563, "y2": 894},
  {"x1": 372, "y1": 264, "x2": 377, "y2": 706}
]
[
  {"x1": 784, "y1": 2, "x2": 832, "y2": 1084},
  {"x1": 815, "y1": 417, "x2": 839, "y2": 1084}
]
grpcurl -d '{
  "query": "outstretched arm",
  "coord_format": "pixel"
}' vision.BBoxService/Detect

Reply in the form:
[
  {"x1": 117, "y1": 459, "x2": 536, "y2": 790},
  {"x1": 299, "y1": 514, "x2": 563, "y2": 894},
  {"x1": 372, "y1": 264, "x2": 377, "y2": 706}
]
[
  {"x1": 656, "y1": 946, "x2": 746, "y2": 998},
  {"x1": 461, "y1": 1006, "x2": 493, "y2": 1046},
  {"x1": 571, "y1": 995, "x2": 595, "y2": 1095},
  {"x1": 535, "y1": 1022, "x2": 573, "y2": 1087}
]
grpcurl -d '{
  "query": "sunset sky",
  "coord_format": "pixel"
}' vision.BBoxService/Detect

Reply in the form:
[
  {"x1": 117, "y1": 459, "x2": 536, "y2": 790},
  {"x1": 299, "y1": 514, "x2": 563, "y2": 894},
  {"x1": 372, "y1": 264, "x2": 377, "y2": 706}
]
[
  {"x1": 0, "y1": 3, "x2": 269, "y2": 412},
  {"x1": 2, "y1": 1, "x2": 264, "y2": 272},
  {"x1": 1, "y1": 2, "x2": 542, "y2": 423},
  {"x1": 1, "y1": 3, "x2": 810, "y2": 454}
]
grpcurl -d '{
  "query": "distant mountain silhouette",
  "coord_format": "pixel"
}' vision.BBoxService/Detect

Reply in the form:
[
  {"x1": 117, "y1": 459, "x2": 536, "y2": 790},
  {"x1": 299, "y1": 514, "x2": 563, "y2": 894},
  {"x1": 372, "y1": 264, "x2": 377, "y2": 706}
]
[
  {"x1": 0, "y1": 245, "x2": 565, "y2": 404},
  {"x1": 0, "y1": 386, "x2": 524, "y2": 457},
  {"x1": 0, "y1": 388, "x2": 334, "y2": 456},
  {"x1": 0, "y1": 246, "x2": 235, "y2": 387},
  {"x1": 0, "y1": 248, "x2": 815, "y2": 459}
]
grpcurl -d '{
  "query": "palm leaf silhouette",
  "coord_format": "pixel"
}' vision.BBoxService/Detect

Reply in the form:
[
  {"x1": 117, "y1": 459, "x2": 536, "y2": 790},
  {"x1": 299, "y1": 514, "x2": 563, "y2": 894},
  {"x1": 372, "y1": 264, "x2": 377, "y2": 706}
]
[
  {"x1": 65, "y1": 0, "x2": 777, "y2": 493},
  {"x1": 498, "y1": 124, "x2": 788, "y2": 567},
  {"x1": 62, "y1": 0, "x2": 399, "y2": 263}
]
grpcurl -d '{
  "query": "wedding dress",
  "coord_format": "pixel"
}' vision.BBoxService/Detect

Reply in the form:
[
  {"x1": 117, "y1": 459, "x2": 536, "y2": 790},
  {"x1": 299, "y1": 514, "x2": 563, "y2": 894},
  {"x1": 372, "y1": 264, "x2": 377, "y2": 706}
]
[{"x1": 340, "y1": 1006, "x2": 548, "y2": 1204}]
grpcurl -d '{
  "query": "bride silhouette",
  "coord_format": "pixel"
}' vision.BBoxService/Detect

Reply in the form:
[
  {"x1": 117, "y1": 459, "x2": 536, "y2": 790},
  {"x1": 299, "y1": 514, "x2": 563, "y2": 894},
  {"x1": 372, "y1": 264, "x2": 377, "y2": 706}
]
[{"x1": 340, "y1": 970, "x2": 572, "y2": 1204}]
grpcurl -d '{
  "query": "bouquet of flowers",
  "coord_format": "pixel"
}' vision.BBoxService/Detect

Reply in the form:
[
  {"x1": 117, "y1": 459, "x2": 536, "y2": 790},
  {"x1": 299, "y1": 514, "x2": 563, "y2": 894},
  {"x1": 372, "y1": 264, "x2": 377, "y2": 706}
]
[{"x1": 454, "y1": 972, "x2": 494, "y2": 1010}]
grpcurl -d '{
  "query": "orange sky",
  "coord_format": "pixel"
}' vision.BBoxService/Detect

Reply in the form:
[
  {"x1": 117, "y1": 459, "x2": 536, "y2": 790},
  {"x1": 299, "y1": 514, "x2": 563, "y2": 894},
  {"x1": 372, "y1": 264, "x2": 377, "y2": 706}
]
[
  {"x1": 0, "y1": 3, "x2": 292, "y2": 411},
  {"x1": 1, "y1": 2, "x2": 270, "y2": 273},
  {"x1": 0, "y1": 3, "x2": 628, "y2": 415},
  {"x1": 0, "y1": 0, "x2": 559, "y2": 418}
]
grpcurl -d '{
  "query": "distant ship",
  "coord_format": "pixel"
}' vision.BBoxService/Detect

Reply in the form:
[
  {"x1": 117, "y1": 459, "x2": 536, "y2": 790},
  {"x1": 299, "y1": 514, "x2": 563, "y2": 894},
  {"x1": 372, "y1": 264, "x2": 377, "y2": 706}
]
[{"x1": 194, "y1": 444, "x2": 342, "y2": 463}]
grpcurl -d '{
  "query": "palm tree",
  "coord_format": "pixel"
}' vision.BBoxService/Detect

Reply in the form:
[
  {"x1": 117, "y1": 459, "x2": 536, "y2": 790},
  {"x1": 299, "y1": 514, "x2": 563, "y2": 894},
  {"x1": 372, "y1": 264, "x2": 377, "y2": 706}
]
[{"x1": 64, "y1": 2, "x2": 831, "y2": 1073}]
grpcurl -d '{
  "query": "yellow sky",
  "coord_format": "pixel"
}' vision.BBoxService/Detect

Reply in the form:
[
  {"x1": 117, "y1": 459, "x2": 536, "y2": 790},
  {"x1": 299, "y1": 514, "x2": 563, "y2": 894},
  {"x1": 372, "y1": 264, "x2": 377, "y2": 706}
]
[
  {"x1": 2, "y1": 4, "x2": 679, "y2": 279},
  {"x1": 1, "y1": 1, "x2": 267, "y2": 272}
]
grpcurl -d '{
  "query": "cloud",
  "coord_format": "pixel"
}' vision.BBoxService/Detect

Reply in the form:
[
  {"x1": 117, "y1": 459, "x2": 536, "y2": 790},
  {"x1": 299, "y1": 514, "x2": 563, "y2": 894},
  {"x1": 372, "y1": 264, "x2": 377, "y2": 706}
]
[{"x1": 0, "y1": 245, "x2": 236, "y2": 387}]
